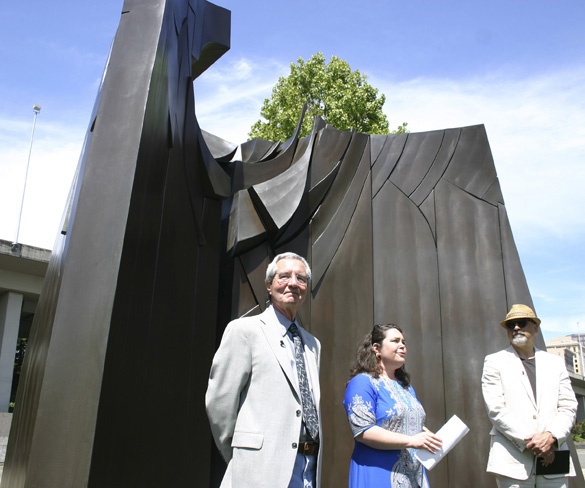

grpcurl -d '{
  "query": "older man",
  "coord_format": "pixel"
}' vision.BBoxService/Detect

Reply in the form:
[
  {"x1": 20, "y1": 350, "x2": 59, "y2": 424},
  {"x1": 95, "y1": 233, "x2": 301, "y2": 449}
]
[
  {"x1": 206, "y1": 252, "x2": 322, "y2": 488},
  {"x1": 481, "y1": 304, "x2": 578, "y2": 488}
]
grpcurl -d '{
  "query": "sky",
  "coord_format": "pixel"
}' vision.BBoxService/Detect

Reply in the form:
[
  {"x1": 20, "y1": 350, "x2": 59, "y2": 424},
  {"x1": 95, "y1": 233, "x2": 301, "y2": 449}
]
[{"x1": 1, "y1": 0, "x2": 584, "y2": 341}]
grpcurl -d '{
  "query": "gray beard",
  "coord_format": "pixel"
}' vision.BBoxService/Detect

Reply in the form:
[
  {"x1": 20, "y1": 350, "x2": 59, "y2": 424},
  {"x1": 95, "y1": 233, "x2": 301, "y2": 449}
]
[{"x1": 512, "y1": 334, "x2": 529, "y2": 347}]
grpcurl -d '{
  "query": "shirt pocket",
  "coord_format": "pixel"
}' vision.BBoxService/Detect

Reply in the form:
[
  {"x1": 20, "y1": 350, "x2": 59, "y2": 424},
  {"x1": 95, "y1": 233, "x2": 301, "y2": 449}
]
[{"x1": 232, "y1": 431, "x2": 264, "y2": 450}]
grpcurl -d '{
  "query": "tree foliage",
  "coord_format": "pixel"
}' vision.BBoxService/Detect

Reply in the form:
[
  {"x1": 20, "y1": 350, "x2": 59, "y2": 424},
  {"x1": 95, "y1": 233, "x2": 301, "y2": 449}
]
[
  {"x1": 249, "y1": 53, "x2": 407, "y2": 141},
  {"x1": 572, "y1": 419, "x2": 585, "y2": 442}
]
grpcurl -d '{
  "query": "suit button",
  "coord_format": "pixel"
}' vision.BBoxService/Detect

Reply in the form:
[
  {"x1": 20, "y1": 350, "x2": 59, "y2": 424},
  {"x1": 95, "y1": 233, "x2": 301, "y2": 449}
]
[
  {"x1": 533, "y1": 414, "x2": 537, "y2": 419},
  {"x1": 292, "y1": 443, "x2": 298, "y2": 449},
  {"x1": 296, "y1": 410, "x2": 301, "y2": 417}
]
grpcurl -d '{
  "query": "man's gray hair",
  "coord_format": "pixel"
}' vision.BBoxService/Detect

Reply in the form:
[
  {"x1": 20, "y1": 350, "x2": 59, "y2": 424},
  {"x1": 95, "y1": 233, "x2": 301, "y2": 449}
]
[{"x1": 265, "y1": 252, "x2": 312, "y2": 284}]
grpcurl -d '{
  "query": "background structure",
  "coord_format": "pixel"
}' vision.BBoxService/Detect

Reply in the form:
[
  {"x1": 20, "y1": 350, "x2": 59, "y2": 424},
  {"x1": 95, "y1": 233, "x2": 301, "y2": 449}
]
[{"x1": 2, "y1": 0, "x2": 582, "y2": 487}]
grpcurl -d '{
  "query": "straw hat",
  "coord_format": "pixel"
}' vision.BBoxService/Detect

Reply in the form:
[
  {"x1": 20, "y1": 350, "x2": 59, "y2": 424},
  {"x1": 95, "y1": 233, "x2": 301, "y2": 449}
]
[{"x1": 500, "y1": 304, "x2": 541, "y2": 328}]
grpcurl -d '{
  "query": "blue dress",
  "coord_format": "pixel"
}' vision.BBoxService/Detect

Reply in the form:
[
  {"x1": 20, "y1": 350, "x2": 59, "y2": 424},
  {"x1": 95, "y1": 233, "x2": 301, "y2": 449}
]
[{"x1": 343, "y1": 373, "x2": 429, "y2": 488}]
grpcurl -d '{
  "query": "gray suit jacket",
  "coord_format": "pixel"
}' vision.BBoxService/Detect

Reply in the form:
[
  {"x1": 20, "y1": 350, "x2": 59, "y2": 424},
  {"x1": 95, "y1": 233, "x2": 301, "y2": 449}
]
[
  {"x1": 206, "y1": 306, "x2": 322, "y2": 488},
  {"x1": 481, "y1": 346, "x2": 577, "y2": 480}
]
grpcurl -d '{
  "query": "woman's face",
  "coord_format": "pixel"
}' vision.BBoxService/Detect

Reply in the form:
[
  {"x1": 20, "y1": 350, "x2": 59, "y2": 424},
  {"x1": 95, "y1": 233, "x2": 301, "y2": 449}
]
[{"x1": 374, "y1": 328, "x2": 407, "y2": 370}]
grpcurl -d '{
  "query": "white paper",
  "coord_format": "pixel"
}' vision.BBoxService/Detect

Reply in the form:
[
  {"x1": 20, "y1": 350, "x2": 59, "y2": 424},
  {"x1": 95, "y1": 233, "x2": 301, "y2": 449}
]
[{"x1": 414, "y1": 415, "x2": 470, "y2": 470}]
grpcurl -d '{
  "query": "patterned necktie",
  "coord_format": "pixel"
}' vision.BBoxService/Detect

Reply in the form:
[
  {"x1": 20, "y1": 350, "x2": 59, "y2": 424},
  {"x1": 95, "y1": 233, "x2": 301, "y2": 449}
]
[{"x1": 289, "y1": 323, "x2": 319, "y2": 441}]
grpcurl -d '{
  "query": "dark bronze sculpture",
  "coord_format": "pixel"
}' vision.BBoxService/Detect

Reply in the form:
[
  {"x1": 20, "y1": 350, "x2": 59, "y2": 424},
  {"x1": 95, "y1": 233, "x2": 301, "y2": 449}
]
[{"x1": 2, "y1": 0, "x2": 582, "y2": 487}]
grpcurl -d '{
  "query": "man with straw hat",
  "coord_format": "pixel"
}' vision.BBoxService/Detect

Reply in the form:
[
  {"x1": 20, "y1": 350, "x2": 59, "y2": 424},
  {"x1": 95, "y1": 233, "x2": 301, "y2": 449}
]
[{"x1": 481, "y1": 304, "x2": 578, "y2": 487}]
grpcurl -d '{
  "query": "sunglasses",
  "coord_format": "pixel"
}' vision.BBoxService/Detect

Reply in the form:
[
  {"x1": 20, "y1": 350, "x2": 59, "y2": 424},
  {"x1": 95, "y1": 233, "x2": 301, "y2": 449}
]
[{"x1": 505, "y1": 319, "x2": 534, "y2": 330}]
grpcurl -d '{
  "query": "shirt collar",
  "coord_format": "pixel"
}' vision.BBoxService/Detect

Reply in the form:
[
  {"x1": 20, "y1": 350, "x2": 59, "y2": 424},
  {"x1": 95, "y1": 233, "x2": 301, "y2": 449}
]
[{"x1": 269, "y1": 305, "x2": 297, "y2": 338}]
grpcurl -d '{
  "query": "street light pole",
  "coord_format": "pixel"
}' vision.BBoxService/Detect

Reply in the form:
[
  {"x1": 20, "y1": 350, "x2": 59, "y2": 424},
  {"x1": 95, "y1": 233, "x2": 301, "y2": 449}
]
[{"x1": 13, "y1": 104, "x2": 42, "y2": 250}]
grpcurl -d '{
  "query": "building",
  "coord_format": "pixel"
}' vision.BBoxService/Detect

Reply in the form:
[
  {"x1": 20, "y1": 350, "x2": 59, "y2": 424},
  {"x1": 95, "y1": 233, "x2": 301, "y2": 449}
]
[
  {"x1": 547, "y1": 336, "x2": 583, "y2": 375},
  {"x1": 571, "y1": 333, "x2": 585, "y2": 365},
  {"x1": 547, "y1": 336, "x2": 585, "y2": 422}
]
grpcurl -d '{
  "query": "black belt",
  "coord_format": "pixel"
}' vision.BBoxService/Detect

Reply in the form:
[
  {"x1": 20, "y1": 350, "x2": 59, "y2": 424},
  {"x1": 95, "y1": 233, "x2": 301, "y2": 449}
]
[{"x1": 298, "y1": 442, "x2": 319, "y2": 456}]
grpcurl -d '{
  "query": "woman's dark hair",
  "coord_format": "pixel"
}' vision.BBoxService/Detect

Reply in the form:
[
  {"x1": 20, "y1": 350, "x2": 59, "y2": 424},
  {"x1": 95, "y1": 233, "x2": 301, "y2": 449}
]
[{"x1": 348, "y1": 324, "x2": 411, "y2": 387}]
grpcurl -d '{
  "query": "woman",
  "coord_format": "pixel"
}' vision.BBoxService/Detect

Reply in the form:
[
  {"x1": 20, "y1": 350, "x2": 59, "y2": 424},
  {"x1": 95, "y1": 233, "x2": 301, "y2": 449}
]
[{"x1": 343, "y1": 324, "x2": 441, "y2": 487}]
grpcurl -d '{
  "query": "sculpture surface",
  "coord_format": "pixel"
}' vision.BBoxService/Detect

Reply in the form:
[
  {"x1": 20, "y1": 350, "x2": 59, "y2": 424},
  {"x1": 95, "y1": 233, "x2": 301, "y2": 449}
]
[{"x1": 2, "y1": 0, "x2": 582, "y2": 487}]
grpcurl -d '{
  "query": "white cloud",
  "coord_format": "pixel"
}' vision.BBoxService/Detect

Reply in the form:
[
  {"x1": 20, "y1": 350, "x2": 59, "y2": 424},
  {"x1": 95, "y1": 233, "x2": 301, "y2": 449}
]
[
  {"x1": 194, "y1": 57, "x2": 289, "y2": 143},
  {"x1": 0, "y1": 119, "x2": 82, "y2": 249},
  {"x1": 375, "y1": 68, "x2": 585, "y2": 244},
  {"x1": 198, "y1": 57, "x2": 255, "y2": 83}
]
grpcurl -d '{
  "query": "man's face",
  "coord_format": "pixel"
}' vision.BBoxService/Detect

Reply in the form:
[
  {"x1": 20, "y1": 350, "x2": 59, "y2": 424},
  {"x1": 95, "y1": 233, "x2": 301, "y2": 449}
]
[
  {"x1": 267, "y1": 258, "x2": 308, "y2": 319},
  {"x1": 506, "y1": 319, "x2": 539, "y2": 348}
]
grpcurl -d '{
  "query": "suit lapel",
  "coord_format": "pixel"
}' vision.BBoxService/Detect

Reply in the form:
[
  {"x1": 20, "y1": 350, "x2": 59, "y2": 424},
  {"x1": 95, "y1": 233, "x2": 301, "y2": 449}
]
[
  {"x1": 506, "y1": 346, "x2": 536, "y2": 408},
  {"x1": 259, "y1": 313, "x2": 301, "y2": 398},
  {"x1": 534, "y1": 349, "x2": 547, "y2": 409}
]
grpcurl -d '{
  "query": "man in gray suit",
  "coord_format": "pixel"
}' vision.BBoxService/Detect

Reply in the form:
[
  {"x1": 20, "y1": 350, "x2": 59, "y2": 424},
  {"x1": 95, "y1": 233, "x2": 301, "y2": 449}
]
[
  {"x1": 481, "y1": 304, "x2": 577, "y2": 488},
  {"x1": 206, "y1": 252, "x2": 322, "y2": 488}
]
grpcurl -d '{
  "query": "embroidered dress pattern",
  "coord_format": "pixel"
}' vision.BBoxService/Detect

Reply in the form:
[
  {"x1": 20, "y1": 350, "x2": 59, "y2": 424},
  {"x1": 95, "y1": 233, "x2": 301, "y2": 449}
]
[{"x1": 344, "y1": 373, "x2": 429, "y2": 487}]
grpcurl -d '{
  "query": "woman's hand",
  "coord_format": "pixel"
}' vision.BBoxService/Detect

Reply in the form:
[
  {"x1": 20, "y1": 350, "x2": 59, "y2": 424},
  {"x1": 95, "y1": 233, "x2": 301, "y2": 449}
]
[
  {"x1": 408, "y1": 430, "x2": 442, "y2": 454},
  {"x1": 357, "y1": 425, "x2": 442, "y2": 452}
]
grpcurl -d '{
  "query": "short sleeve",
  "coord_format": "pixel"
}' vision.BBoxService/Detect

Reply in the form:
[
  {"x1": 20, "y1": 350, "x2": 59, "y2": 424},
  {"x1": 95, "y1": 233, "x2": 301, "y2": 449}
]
[{"x1": 343, "y1": 374, "x2": 377, "y2": 437}]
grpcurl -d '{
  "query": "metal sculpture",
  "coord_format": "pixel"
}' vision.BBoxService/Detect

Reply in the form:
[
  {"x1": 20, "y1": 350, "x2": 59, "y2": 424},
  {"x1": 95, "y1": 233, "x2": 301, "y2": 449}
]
[{"x1": 2, "y1": 0, "x2": 582, "y2": 487}]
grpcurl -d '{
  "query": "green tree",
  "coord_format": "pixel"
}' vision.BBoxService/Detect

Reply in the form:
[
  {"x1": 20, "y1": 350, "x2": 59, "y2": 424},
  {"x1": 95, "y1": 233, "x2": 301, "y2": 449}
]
[
  {"x1": 572, "y1": 419, "x2": 585, "y2": 442},
  {"x1": 249, "y1": 53, "x2": 407, "y2": 141}
]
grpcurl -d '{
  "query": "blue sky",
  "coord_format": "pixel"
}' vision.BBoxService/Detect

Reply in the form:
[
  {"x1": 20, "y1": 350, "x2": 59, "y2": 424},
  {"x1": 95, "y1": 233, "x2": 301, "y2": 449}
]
[{"x1": 1, "y1": 0, "x2": 584, "y2": 340}]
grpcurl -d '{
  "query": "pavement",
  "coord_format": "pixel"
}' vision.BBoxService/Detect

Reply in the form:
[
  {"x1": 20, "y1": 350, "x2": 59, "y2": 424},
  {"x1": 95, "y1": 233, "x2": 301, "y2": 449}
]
[
  {"x1": 576, "y1": 444, "x2": 585, "y2": 476},
  {"x1": 0, "y1": 452, "x2": 583, "y2": 482}
]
